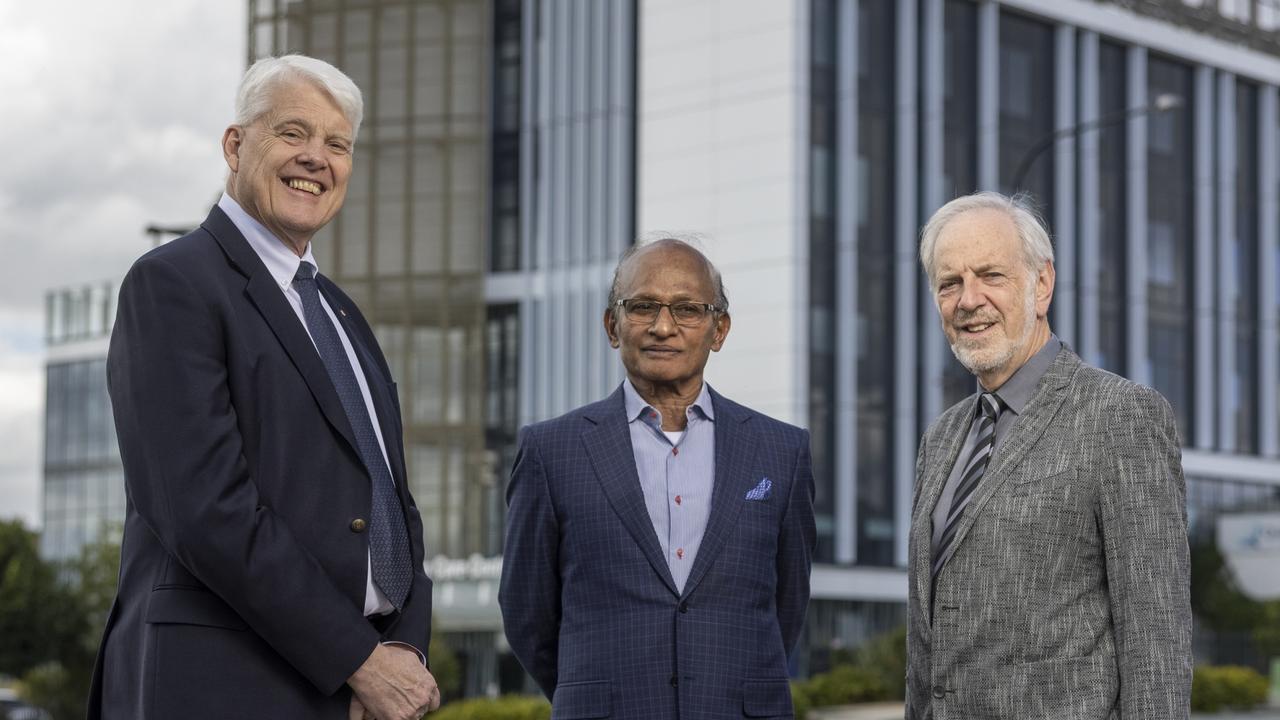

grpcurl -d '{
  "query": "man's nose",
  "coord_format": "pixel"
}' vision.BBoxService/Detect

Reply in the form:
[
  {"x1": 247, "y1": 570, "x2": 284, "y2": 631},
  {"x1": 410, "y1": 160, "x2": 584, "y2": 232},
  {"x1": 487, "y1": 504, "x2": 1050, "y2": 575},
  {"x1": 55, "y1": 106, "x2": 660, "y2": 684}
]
[
  {"x1": 297, "y1": 141, "x2": 329, "y2": 168},
  {"x1": 956, "y1": 281, "x2": 984, "y2": 311},
  {"x1": 648, "y1": 306, "x2": 678, "y2": 335}
]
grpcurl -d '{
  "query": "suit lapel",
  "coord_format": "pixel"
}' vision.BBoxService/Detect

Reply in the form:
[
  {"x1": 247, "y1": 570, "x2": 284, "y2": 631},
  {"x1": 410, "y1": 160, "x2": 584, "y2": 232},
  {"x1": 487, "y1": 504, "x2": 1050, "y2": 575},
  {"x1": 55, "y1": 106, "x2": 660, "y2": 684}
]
[
  {"x1": 937, "y1": 348, "x2": 1080, "y2": 567},
  {"x1": 912, "y1": 395, "x2": 976, "y2": 620},
  {"x1": 680, "y1": 389, "x2": 758, "y2": 600},
  {"x1": 581, "y1": 388, "x2": 680, "y2": 597},
  {"x1": 205, "y1": 208, "x2": 361, "y2": 459}
]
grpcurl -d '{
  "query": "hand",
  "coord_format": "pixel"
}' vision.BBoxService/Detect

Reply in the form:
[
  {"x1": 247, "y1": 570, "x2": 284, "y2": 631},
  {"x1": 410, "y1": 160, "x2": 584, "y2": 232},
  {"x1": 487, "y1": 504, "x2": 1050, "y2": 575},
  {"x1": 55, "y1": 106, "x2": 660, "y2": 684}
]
[
  {"x1": 348, "y1": 695, "x2": 367, "y2": 720},
  {"x1": 348, "y1": 643, "x2": 441, "y2": 720}
]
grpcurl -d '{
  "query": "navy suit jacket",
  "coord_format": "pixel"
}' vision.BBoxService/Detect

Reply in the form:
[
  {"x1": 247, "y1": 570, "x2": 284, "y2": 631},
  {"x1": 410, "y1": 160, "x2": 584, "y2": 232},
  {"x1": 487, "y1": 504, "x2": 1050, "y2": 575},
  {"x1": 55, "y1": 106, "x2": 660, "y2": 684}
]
[
  {"x1": 88, "y1": 206, "x2": 432, "y2": 719},
  {"x1": 499, "y1": 386, "x2": 815, "y2": 720}
]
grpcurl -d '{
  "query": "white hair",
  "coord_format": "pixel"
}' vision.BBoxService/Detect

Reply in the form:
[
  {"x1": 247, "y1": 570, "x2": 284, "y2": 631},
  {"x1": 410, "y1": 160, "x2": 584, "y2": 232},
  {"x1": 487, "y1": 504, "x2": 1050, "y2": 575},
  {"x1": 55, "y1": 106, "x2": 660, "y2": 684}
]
[
  {"x1": 918, "y1": 191, "x2": 1055, "y2": 287},
  {"x1": 235, "y1": 55, "x2": 364, "y2": 140}
]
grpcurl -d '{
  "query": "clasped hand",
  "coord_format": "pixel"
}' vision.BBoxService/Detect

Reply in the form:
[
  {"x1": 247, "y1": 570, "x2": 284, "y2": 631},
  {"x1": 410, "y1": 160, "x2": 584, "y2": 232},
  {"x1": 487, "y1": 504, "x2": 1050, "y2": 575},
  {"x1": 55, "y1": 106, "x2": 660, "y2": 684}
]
[{"x1": 347, "y1": 643, "x2": 440, "y2": 720}]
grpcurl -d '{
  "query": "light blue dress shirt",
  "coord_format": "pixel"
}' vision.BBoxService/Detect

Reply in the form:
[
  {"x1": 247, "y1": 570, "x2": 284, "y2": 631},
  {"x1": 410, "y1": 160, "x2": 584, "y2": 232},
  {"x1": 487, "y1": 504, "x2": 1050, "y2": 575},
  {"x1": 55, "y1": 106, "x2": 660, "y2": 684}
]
[{"x1": 623, "y1": 379, "x2": 716, "y2": 594}]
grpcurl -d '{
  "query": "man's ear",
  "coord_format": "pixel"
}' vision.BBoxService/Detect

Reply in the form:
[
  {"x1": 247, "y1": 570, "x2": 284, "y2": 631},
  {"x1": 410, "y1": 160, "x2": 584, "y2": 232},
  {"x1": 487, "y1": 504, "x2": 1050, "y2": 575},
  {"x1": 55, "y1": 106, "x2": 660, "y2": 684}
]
[
  {"x1": 603, "y1": 309, "x2": 620, "y2": 348},
  {"x1": 710, "y1": 312, "x2": 731, "y2": 352},
  {"x1": 222, "y1": 126, "x2": 244, "y2": 173},
  {"x1": 1035, "y1": 261, "x2": 1056, "y2": 319}
]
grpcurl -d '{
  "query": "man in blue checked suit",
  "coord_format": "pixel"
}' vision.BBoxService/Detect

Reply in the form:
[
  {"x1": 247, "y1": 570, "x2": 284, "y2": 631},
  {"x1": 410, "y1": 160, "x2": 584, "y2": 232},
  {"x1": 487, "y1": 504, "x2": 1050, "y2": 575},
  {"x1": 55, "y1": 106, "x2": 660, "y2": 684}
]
[{"x1": 499, "y1": 239, "x2": 816, "y2": 719}]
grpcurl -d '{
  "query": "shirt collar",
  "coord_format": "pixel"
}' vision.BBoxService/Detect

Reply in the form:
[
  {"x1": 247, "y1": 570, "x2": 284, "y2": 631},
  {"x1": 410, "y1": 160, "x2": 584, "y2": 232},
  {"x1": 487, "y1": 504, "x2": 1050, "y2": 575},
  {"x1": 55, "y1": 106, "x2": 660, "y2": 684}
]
[
  {"x1": 218, "y1": 192, "x2": 318, "y2": 291},
  {"x1": 986, "y1": 334, "x2": 1061, "y2": 416},
  {"x1": 622, "y1": 378, "x2": 716, "y2": 425}
]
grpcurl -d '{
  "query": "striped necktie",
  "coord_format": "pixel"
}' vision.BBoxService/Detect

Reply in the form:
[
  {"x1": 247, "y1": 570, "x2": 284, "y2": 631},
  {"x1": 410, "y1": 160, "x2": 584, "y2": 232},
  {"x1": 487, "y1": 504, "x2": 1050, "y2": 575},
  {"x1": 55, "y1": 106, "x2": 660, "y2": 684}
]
[
  {"x1": 294, "y1": 263, "x2": 413, "y2": 609},
  {"x1": 932, "y1": 392, "x2": 1002, "y2": 580}
]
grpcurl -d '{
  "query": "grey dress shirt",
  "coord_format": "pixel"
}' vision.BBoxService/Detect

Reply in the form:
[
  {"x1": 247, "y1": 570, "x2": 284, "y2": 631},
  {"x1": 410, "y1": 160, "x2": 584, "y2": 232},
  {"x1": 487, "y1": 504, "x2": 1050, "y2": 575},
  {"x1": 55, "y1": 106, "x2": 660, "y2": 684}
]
[{"x1": 930, "y1": 335, "x2": 1063, "y2": 557}]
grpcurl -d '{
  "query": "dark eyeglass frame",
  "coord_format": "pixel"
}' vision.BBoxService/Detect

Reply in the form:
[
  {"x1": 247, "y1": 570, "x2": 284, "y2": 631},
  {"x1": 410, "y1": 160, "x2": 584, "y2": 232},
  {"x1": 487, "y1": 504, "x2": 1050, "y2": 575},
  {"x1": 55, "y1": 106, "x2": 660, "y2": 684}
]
[{"x1": 613, "y1": 298, "x2": 723, "y2": 327}]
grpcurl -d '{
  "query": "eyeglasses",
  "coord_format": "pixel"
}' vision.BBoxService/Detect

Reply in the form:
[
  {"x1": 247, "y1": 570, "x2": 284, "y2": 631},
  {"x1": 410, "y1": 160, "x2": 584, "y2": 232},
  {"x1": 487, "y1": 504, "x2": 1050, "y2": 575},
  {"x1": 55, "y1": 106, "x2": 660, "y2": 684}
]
[{"x1": 614, "y1": 298, "x2": 722, "y2": 327}]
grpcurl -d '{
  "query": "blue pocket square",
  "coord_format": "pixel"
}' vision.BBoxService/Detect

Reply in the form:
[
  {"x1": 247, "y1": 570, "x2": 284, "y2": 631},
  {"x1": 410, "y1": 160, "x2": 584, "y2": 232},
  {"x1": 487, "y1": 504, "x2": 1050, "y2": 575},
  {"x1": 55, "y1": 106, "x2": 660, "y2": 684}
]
[{"x1": 745, "y1": 477, "x2": 772, "y2": 501}]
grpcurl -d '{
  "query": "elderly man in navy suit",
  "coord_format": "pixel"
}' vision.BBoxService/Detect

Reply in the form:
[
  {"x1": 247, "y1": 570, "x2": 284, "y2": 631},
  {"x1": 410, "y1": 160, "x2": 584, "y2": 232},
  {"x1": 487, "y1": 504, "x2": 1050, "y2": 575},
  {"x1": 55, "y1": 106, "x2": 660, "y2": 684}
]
[
  {"x1": 499, "y1": 239, "x2": 816, "y2": 719},
  {"x1": 90, "y1": 55, "x2": 438, "y2": 720}
]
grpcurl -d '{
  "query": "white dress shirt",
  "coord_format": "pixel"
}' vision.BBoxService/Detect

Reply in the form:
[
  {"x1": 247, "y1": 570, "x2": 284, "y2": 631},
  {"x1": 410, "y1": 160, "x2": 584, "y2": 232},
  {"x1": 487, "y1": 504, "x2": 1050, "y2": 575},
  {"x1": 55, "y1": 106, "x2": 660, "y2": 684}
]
[{"x1": 218, "y1": 193, "x2": 395, "y2": 617}]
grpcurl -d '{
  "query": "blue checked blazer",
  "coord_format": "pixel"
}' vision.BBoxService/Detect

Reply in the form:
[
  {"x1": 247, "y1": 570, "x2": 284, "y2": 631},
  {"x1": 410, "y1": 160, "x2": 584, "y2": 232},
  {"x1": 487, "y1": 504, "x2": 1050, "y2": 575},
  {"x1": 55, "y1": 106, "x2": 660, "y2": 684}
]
[{"x1": 499, "y1": 384, "x2": 816, "y2": 720}]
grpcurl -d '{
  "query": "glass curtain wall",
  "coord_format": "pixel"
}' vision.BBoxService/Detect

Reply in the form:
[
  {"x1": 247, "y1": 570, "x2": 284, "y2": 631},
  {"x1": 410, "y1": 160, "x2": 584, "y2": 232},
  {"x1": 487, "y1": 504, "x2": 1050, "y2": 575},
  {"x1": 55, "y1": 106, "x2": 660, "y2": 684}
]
[
  {"x1": 940, "y1": 0, "x2": 979, "y2": 410},
  {"x1": 42, "y1": 359, "x2": 124, "y2": 561},
  {"x1": 998, "y1": 12, "x2": 1055, "y2": 223},
  {"x1": 856, "y1": 0, "x2": 896, "y2": 566},
  {"x1": 251, "y1": 0, "x2": 492, "y2": 558},
  {"x1": 1147, "y1": 56, "x2": 1196, "y2": 440},
  {"x1": 1097, "y1": 40, "x2": 1128, "y2": 375},
  {"x1": 1232, "y1": 81, "x2": 1260, "y2": 454},
  {"x1": 808, "y1": 0, "x2": 839, "y2": 562}
]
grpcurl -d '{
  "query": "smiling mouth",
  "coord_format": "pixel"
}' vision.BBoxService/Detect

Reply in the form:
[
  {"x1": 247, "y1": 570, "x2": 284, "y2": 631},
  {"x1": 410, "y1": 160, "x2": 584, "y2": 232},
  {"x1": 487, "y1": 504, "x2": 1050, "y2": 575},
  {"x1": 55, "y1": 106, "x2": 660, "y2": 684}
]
[
  {"x1": 957, "y1": 321, "x2": 996, "y2": 336},
  {"x1": 284, "y1": 178, "x2": 323, "y2": 196}
]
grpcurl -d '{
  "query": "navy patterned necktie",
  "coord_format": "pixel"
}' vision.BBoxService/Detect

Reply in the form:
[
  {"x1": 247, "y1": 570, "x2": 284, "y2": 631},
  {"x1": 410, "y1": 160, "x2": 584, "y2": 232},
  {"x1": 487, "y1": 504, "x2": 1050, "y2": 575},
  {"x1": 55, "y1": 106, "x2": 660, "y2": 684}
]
[
  {"x1": 932, "y1": 392, "x2": 1002, "y2": 581},
  {"x1": 294, "y1": 263, "x2": 412, "y2": 609}
]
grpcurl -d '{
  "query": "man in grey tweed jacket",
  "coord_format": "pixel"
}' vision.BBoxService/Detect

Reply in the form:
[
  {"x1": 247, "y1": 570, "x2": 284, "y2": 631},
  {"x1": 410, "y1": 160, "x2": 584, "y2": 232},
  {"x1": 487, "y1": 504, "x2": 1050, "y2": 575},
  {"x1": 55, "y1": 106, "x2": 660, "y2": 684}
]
[{"x1": 906, "y1": 192, "x2": 1192, "y2": 719}]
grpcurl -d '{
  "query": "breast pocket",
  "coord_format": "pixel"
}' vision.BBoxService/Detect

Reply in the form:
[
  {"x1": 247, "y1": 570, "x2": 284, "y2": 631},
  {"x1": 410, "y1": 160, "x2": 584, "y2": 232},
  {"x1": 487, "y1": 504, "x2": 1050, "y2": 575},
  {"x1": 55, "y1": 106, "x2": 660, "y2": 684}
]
[{"x1": 1010, "y1": 467, "x2": 1076, "y2": 495}]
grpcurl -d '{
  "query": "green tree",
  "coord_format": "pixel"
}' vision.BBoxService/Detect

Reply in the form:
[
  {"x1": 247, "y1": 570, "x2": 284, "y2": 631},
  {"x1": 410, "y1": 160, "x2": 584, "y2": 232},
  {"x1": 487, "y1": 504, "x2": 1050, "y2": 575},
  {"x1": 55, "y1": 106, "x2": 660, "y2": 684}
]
[
  {"x1": 0, "y1": 519, "x2": 83, "y2": 678},
  {"x1": 16, "y1": 528, "x2": 120, "y2": 720}
]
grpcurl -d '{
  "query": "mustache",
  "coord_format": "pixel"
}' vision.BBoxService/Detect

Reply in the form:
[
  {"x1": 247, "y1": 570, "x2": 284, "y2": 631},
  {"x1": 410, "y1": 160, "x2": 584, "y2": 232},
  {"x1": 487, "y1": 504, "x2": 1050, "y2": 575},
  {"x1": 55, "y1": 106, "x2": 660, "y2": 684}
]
[{"x1": 952, "y1": 310, "x2": 999, "y2": 327}]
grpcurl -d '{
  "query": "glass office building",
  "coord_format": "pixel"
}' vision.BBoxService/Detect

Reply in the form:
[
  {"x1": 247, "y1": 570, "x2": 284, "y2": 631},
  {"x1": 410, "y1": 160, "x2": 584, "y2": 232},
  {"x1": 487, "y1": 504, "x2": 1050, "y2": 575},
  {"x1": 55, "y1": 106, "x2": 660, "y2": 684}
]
[
  {"x1": 41, "y1": 283, "x2": 123, "y2": 563},
  {"x1": 642, "y1": 0, "x2": 1280, "y2": 671},
  {"x1": 249, "y1": 0, "x2": 637, "y2": 694},
  {"x1": 41, "y1": 0, "x2": 1280, "y2": 695}
]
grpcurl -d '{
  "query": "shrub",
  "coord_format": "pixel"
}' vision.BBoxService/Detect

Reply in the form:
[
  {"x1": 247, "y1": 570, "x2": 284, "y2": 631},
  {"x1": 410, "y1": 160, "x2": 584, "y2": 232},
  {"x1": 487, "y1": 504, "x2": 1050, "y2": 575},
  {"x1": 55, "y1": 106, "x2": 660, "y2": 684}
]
[
  {"x1": 1191, "y1": 665, "x2": 1268, "y2": 712},
  {"x1": 799, "y1": 664, "x2": 888, "y2": 706},
  {"x1": 431, "y1": 695, "x2": 551, "y2": 720},
  {"x1": 854, "y1": 625, "x2": 907, "y2": 700},
  {"x1": 790, "y1": 681, "x2": 811, "y2": 720}
]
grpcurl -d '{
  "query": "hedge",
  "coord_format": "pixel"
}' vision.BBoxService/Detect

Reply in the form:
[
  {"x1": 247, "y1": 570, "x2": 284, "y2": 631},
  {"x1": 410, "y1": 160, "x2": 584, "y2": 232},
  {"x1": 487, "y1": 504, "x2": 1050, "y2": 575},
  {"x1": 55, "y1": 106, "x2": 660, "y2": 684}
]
[
  {"x1": 431, "y1": 695, "x2": 551, "y2": 720},
  {"x1": 1191, "y1": 664, "x2": 1268, "y2": 712}
]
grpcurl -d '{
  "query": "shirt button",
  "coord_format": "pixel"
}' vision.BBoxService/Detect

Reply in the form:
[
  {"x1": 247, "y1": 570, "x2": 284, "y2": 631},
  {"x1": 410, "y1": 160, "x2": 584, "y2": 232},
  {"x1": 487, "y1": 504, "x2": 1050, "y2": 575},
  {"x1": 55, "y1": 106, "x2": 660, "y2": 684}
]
[
  {"x1": 674, "y1": 495, "x2": 682, "y2": 505},
  {"x1": 349, "y1": 518, "x2": 368, "y2": 533},
  {"x1": 672, "y1": 447, "x2": 679, "y2": 456},
  {"x1": 678, "y1": 601, "x2": 689, "y2": 613},
  {"x1": 676, "y1": 548, "x2": 684, "y2": 559},
  {"x1": 932, "y1": 686, "x2": 946, "y2": 699}
]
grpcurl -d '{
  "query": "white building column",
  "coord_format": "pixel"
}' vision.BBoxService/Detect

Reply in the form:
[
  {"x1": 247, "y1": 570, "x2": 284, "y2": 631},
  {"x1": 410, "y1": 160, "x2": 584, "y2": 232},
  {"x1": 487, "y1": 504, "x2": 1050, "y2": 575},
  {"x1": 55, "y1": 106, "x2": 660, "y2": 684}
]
[
  {"x1": 1076, "y1": 30, "x2": 1102, "y2": 366},
  {"x1": 1194, "y1": 65, "x2": 1217, "y2": 450},
  {"x1": 834, "y1": 0, "x2": 859, "y2": 564},
  {"x1": 1217, "y1": 73, "x2": 1236, "y2": 452},
  {"x1": 893, "y1": 0, "x2": 920, "y2": 567},
  {"x1": 1125, "y1": 46, "x2": 1149, "y2": 387},
  {"x1": 1053, "y1": 25, "x2": 1077, "y2": 345}
]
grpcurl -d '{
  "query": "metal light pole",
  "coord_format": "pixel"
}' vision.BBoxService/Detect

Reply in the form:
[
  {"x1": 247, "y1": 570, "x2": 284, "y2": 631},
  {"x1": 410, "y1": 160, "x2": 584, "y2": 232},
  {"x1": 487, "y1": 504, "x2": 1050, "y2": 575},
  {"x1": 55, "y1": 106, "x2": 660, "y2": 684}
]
[{"x1": 1009, "y1": 93, "x2": 1183, "y2": 191}]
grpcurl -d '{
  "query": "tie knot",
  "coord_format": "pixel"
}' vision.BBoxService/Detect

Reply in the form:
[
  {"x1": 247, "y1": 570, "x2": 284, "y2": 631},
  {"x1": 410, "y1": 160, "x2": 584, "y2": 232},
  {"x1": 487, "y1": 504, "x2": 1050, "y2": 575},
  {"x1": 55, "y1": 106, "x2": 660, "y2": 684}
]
[
  {"x1": 294, "y1": 263, "x2": 317, "y2": 282},
  {"x1": 979, "y1": 393, "x2": 1001, "y2": 420}
]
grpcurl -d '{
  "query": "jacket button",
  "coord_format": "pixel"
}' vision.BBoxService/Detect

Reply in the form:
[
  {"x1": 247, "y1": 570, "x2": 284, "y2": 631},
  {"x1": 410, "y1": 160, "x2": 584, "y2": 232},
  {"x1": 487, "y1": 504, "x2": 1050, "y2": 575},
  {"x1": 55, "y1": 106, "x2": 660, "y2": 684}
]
[
  {"x1": 678, "y1": 602, "x2": 689, "y2": 613},
  {"x1": 932, "y1": 685, "x2": 946, "y2": 699},
  {"x1": 669, "y1": 675, "x2": 678, "y2": 687},
  {"x1": 350, "y1": 518, "x2": 368, "y2": 533}
]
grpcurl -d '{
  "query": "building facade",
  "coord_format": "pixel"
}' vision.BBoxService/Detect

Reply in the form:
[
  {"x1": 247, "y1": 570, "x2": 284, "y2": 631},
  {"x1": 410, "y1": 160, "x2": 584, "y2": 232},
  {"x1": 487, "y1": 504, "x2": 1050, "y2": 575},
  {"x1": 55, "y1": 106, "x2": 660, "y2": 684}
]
[
  {"x1": 639, "y1": 0, "x2": 1280, "y2": 671},
  {"x1": 248, "y1": 0, "x2": 637, "y2": 694},
  {"x1": 41, "y1": 283, "x2": 122, "y2": 563},
  {"x1": 40, "y1": 0, "x2": 1280, "y2": 698}
]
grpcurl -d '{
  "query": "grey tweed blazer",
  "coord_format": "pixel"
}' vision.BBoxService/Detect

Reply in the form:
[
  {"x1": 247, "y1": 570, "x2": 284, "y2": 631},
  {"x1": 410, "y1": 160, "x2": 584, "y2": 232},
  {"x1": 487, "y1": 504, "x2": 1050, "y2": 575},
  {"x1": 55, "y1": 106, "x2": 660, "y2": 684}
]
[{"x1": 905, "y1": 345, "x2": 1192, "y2": 719}]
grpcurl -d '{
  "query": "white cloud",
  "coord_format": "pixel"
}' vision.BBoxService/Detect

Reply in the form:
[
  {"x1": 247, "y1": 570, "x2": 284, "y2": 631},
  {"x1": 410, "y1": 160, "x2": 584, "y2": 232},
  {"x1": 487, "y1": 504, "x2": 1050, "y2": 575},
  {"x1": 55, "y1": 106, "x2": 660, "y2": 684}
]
[{"x1": 0, "y1": 1, "x2": 246, "y2": 525}]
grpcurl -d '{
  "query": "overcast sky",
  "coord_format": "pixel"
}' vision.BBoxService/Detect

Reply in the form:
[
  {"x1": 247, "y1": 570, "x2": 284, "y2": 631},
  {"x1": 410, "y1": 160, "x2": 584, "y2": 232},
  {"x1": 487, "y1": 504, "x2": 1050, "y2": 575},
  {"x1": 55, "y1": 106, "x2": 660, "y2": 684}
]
[{"x1": 0, "y1": 2, "x2": 246, "y2": 526}]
